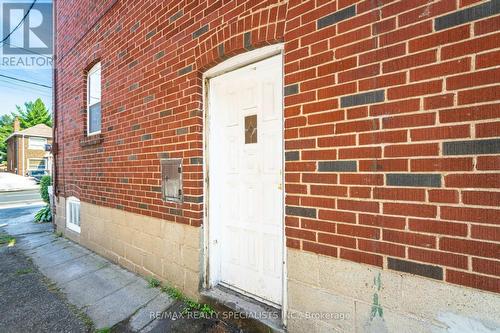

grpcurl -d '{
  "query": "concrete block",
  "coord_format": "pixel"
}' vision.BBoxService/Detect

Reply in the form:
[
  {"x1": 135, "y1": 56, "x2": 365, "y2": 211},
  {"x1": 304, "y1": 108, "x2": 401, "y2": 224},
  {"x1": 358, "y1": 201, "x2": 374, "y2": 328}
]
[{"x1": 287, "y1": 249, "x2": 319, "y2": 287}]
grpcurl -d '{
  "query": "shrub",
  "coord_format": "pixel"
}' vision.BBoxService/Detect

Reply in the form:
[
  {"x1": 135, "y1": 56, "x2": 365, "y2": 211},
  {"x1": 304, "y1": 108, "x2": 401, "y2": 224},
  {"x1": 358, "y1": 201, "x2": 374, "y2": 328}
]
[
  {"x1": 35, "y1": 205, "x2": 52, "y2": 223},
  {"x1": 40, "y1": 175, "x2": 52, "y2": 203}
]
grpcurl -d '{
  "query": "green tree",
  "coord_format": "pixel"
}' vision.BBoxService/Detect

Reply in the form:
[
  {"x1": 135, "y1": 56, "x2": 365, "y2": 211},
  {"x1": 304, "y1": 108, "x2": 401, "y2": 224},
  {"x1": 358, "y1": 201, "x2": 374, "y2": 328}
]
[
  {"x1": 16, "y1": 98, "x2": 52, "y2": 128},
  {"x1": 0, "y1": 114, "x2": 15, "y2": 162},
  {"x1": 0, "y1": 98, "x2": 52, "y2": 162}
]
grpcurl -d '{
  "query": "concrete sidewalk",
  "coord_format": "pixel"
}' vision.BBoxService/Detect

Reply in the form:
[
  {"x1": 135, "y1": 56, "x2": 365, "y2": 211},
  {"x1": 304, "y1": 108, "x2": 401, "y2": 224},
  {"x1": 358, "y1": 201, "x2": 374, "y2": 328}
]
[{"x1": 0, "y1": 206, "x2": 175, "y2": 331}]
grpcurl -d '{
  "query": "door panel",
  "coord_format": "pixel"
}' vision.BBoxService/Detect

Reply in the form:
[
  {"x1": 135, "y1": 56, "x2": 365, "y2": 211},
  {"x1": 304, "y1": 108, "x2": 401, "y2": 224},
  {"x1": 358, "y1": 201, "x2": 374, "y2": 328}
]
[{"x1": 208, "y1": 55, "x2": 283, "y2": 305}]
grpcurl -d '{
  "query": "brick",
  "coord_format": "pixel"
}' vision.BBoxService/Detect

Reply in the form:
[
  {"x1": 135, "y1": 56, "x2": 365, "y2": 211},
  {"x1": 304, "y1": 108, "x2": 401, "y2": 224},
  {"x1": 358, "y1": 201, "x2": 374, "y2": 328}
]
[
  {"x1": 369, "y1": 99, "x2": 420, "y2": 116},
  {"x1": 178, "y1": 65, "x2": 193, "y2": 76},
  {"x1": 317, "y1": 5, "x2": 356, "y2": 29},
  {"x1": 384, "y1": 143, "x2": 439, "y2": 158},
  {"x1": 286, "y1": 227, "x2": 316, "y2": 241},
  {"x1": 340, "y1": 248, "x2": 383, "y2": 267},
  {"x1": 339, "y1": 173, "x2": 384, "y2": 185},
  {"x1": 386, "y1": 174, "x2": 441, "y2": 188},
  {"x1": 435, "y1": 0, "x2": 500, "y2": 31},
  {"x1": 409, "y1": 218, "x2": 468, "y2": 237},
  {"x1": 428, "y1": 189, "x2": 459, "y2": 203},
  {"x1": 443, "y1": 139, "x2": 500, "y2": 155},
  {"x1": 286, "y1": 206, "x2": 317, "y2": 218},
  {"x1": 447, "y1": 67, "x2": 500, "y2": 90},
  {"x1": 424, "y1": 94, "x2": 454, "y2": 110},
  {"x1": 409, "y1": 248, "x2": 468, "y2": 269},
  {"x1": 359, "y1": 214, "x2": 406, "y2": 230},
  {"x1": 337, "y1": 223, "x2": 380, "y2": 239},
  {"x1": 318, "y1": 232, "x2": 357, "y2": 249},
  {"x1": 398, "y1": 0, "x2": 457, "y2": 27},
  {"x1": 338, "y1": 146, "x2": 381, "y2": 159},
  {"x1": 440, "y1": 238, "x2": 500, "y2": 259},
  {"x1": 349, "y1": 186, "x2": 371, "y2": 198},
  {"x1": 439, "y1": 103, "x2": 500, "y2": 123},
  {"x1": 303, "y1": 241, "x2": 338, "y2": 257},
  {"x1": 477, "y1": 156, "x2": 500, "y2": 170},
  {"x1": 441, "y1": 206, "x2": 500, "y2": 225},
  {"x1": 373, "y1": 187, "x2": 425, "y2": 201},
  {"x1": 410, "y1": 25, "x2": 470, "y2": 52},
  {"x1": 473, "y1": 258, "x2": 500, "y2": 277},
  {"x1": 446, "y1": 173, "x2": 500, "y2": 188},
  {"x1": 474, "y1": 13, "x2": 500, "y2": 35},
  {"x1": 460, "y1": 85, "x2": 500, "y2": 105},
  {"x1": 476, "y1": 49, "x2": 500, "y2": 69},
  {"x1": 284, "y1": 84, "x2": 299, "y2": 96},
  {"x1": 410, "y1": 125, "x2": 470, "y2": 141},
  {"x1": 462, "y1": 191, "x2": 500, "y2": 207},
  {"x1": 476, "y1": 121, "x2": 500, "y2": 138},
  {"x1": 410, "y1": 58, "x2": 470, "y2": 82},
  {"x1": 359, "y1": 159, "x2": 408, "y2": 172},
  {"x1": 442, "y1": 32, "x2": 500, "y2": 60},
  {"x1": 303, "y1": 173, "x2": 338, "y2": 184},
  {"x1": 379, "y1": 20, "x2": 433, "y2": 47},
  {"x1": 318, "y1": 134, "x2": 356, "y2": 148},
  {"x1": 383, "y1": 229, "x2": 436, "y2": 248},
  {"x1": 388, "y1": 258, "x2": 443, "y2": 280},
  {"x1": 319, "y1": 209, "x2": 356, "y2": 224},
  {"x1": 383, "y1": 50, "x2": 437, "y2": 74},
  {"x1": 301, "y1": 219, "x2": 335, "y2": 233},
  {"x1": 340, "y1": 90, "x2": 385, "y2": 108},
  {"x1": 359, "y1": 72, "x2": 406, "y2": 91},
  {"x1": 336, "y1": 119, "x2": 379, "y2": 134},
  {"x1": 318, "y1": 161, "x2": 357, "y2": 172},
  {"x1": 446, "y1": 270, "x2": 500, "y2": 293},
  {"x1": 388, "y1": 80, "x2": 443, "y2": 100},
  {"x1": 285, "y1": 151, "x2": 300, "y2": 161},
  {"x1": 359, "y1": 130, "x2": 407, "y2": 145},
  {"x1": 359, "y1": 43, "x2": 406, "y2": 65},
  {"x1": 383, "y1": 202, "x2": 437, "y2": 218},
  {"x1": 337, "y1": 199, "x2": 379, "y2": 213},
  {"x1": 471, "y1": 225, "x2": 500, "y2": 242},
  {"x1": 358, "y1": 239, "x2": 405, "y2": 257},
  {"x1": 302, "y1": 149, "x2": 337, "y2": 160}
]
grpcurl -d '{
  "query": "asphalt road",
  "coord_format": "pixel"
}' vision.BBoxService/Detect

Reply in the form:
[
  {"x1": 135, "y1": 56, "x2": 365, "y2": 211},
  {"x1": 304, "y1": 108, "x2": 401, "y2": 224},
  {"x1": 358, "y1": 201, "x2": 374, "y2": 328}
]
[{"x1": 0, "y1": 189, "x2": 42, "y2": 206}]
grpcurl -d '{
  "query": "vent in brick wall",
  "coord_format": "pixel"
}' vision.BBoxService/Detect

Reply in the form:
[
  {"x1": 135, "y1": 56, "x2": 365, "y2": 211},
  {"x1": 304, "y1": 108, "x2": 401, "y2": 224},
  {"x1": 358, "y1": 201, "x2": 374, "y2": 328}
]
[{"x1": 161, "y1": 158, "x2": 183, "y2": 203}]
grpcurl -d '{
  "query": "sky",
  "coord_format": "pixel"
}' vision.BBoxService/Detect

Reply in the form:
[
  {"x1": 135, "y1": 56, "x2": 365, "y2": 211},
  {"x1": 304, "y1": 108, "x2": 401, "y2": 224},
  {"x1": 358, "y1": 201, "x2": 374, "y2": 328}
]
[{"x1": 0, "y1": 0, "x2": 53, "y2": 117}]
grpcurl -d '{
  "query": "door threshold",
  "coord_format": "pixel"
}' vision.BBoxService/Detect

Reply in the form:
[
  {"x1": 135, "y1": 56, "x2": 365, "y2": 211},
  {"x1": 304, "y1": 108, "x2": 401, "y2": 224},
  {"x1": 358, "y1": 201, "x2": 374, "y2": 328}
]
[{"x1": 201, "y1": 285, "x2": 285, "y2": 333}]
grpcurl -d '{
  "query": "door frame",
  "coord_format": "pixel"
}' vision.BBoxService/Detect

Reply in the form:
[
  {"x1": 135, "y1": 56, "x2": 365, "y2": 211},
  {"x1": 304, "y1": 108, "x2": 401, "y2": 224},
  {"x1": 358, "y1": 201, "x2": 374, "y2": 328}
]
[{"x1": 202, "y1": 43, "x2": 287, "y2": 323}]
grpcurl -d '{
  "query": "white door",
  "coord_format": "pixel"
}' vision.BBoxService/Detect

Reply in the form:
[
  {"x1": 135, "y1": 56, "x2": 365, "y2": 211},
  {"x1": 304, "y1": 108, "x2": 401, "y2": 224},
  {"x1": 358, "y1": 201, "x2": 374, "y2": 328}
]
[{"x1": 208, "y1": 54, "x2": 283, "y2": 306}]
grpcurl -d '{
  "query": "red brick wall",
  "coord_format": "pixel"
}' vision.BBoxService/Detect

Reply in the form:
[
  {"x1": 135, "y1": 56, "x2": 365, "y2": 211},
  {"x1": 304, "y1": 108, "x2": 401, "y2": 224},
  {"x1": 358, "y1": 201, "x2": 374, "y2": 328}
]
[{"x1": 55, "y1": 0, "x2": 500, "y2": 294}]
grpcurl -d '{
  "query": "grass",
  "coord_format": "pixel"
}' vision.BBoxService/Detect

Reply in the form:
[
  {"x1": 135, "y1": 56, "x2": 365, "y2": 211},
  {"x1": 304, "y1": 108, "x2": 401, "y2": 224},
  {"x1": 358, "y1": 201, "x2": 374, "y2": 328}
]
[
  {"x1": 149, "y1": 276, "x2": 216, "y2": 316},
  {"x1": 15, "y1": 268, "x2": 33, "y2": 275},
  {"x1": 147, "y1": 276, "x2": 161, "y2": 288},
  {"x1": 95, "y1": 328, "x2": 110, "y2": 333},
  {"x1": 0, "y1": 233, "x2": 16, "y2": 247}
]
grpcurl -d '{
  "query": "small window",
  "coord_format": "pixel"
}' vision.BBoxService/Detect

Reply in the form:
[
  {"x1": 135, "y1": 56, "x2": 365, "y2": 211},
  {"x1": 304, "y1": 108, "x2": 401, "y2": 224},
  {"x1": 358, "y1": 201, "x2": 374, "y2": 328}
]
[
  {"x1": 29, "y1": 137, "x2": 48, "y2": 150},
  {"x1": 28, "y1": 158, "x2": 47, "y2": 170},
  {"x1": 87, "y1": 62, "x2": 101, "y2": 135},
  {"x1": 66, "y1": 197, "x2": 81, "y2": 233}
]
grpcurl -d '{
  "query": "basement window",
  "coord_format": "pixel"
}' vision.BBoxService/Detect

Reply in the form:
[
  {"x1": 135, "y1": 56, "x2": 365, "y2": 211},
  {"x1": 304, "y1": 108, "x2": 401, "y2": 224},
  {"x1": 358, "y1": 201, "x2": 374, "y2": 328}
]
[
  {"x1": 87, "y1": 62, "x2": 101, "y2": 136},
  {"x1": 66, "y1": 197, "x2": 81, "y2": 233}
]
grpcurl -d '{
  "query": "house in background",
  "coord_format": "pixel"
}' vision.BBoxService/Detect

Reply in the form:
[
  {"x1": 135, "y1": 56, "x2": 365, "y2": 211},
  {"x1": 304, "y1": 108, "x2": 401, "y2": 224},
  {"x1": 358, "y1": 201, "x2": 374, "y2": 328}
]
[{"x1": 6, "y1": 118, "x2": 53, "y2": 176}]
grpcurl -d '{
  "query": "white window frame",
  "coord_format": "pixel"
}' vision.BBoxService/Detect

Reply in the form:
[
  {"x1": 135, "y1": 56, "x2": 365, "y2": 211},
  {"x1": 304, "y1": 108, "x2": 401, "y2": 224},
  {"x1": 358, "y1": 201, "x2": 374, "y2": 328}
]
[
  {"x1": 28, "y1": 137, "x2": 47, "y2": 150},
  {"x1": 66, "y1": 196, "x2": 81, "y2": 233},
  {"x1": 27, "y1": 158, "x2": 47, "y2": 170},
  {"x1": 87, "y1": 62, "x2": 101, "y2": 136}
]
